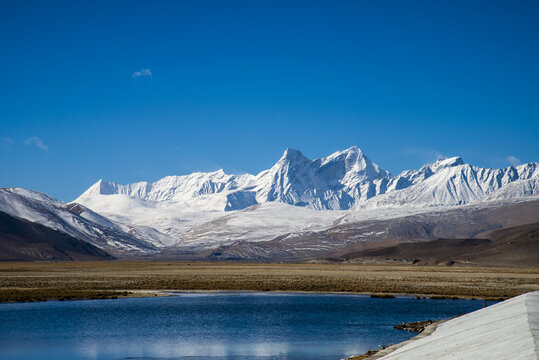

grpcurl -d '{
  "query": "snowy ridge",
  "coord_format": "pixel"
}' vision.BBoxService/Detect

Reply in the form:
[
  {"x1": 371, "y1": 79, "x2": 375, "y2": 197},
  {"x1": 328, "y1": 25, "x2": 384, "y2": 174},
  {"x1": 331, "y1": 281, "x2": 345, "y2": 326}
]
[
  {"x1": 76, "y1": 146, "x2": 539, "y2": 212},
  {"x1": 362, "y1": 160, "x2": 538, "y2": 208},
  {"x1": 0, "y1": 188, "x2": 158, "y2": 254},
  {"x1": 253, "y1": 146, "x2": 391, "y2": 209},
  {"x1": 77, "y1": 170, "x2": 257, "y2": 211},
  {"x1": 76, "y1": 146, "x2": 393, "y2": 211},
  {"x1": 1, "y1": 146, "x2": 537, "y2": 256}
]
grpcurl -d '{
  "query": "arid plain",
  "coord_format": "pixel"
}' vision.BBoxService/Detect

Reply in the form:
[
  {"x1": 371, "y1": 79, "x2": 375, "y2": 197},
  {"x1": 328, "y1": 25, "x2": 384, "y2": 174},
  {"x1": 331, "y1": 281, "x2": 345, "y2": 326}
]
[{"x1": 1, "y1": 261, "x2": 538, "y2": 303}]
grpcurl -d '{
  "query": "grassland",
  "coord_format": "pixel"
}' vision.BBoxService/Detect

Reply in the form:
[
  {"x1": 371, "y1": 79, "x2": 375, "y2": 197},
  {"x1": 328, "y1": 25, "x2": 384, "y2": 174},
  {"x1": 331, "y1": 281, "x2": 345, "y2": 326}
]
[{"x1": 1, "y1": 261, "x2": 538, "y2": 302}]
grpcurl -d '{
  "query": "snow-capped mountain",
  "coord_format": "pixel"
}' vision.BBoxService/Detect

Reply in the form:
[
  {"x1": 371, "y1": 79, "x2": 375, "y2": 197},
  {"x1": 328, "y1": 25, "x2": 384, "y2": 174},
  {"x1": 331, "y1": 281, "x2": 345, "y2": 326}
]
[
  {"x1": 254, "y1": 146, "x2": 390, "y2": 209},
  {"x1": 65, "y1": 146, "x2": 539, "y2": 252},
  {"x1": 76, "y1": 146, "x2": 394, "y2": 211},
  {"x1": 76, "y1": 146, "x2": 539, "y2": 212},
  {"x1": 363, "y1": 157, "x2": 539, "y2": 208},
  {"x1": 76, "y1": 170, "x2": 257, "y2": 211},
  {"x1": 0, "y1": 188, "x2": 157, "y2": 254},
  {"x1": 2, "y1": 146, "x2": 537, "y2": 258}
]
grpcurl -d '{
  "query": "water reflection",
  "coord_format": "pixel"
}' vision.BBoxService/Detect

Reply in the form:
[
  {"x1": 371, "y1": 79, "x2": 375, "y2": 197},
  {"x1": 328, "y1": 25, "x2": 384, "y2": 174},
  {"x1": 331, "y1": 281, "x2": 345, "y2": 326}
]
[
  {"x1": 74, "y1": 340, "x2": 366, "y2": 360},
  {"x1": 0, "y1": 293, "x2": 485, "y2": 360}
]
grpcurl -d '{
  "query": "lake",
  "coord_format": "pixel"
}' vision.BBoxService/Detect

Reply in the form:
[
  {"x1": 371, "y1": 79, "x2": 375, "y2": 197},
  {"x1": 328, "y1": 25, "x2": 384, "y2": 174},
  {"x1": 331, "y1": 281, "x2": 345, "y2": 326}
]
[{"x1": 0, "y1": 292, "x2": 488, "y2": 360}]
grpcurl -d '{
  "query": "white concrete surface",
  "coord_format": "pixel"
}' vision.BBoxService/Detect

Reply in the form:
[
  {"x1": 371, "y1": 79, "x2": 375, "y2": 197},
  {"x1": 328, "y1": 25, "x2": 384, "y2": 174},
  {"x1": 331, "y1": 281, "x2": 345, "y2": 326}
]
[{"x1": 378, "y1": 292, "x2": 539, "y2": 360}]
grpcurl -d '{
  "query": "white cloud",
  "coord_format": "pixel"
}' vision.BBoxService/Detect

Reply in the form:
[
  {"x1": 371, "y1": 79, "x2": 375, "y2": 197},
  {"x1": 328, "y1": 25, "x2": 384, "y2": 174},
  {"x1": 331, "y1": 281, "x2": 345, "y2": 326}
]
[
  {"x1": 24, "y1": 136, "x2": 48, "y2": 151},
  {"x1": 505, "y1": 155, "x2": 521, "y2": 166},
  {"x1": 132, "y1": 68, "x2": 152, "y2": 79}
]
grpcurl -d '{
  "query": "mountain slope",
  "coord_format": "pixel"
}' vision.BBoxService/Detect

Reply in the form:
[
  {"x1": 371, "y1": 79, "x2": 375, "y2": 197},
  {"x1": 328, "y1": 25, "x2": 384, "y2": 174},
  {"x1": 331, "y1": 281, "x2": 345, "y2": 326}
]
[
  {"x1": 195, "y1": 199, "x2": 539, "y2": 261},
  {"x1": 338, "y1": 222, "x2": 539, "y2": 267},
  {"x1": 0, "y1": 211, "x2": 114, "y2": 261},
  {"x1": 0, "y1": 188, "x2": 157, "y2": 255},
  {"x1": 170, "y1": 202, "x2": 344, "y2": 250}
]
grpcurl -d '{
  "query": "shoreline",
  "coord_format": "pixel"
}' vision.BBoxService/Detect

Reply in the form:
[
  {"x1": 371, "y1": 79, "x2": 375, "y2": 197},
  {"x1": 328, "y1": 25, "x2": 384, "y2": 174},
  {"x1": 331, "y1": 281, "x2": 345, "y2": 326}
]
[
  {"x1": 349, "y1": 292, "x2": 539, "y2": 359},
  {"x1": 347, "y1": 320, "x2": 445, "y2": 360},
  {"x1": 1, "y1": 261, "x2": 537, "y2": 303},
  {"x1": 0, "y1": 288, "x2": 510, "y2": 304},
  {"x1": 151, "y1": 289, "x2": 504, "y2": 301}
]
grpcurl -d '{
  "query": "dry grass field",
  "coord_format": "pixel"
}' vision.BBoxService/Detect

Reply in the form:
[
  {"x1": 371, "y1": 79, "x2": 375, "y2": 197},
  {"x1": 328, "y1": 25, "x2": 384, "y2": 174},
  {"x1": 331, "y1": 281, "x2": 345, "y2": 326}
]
[{"x1": 1, "y1": 261, "x2": 538, "y2": 302}]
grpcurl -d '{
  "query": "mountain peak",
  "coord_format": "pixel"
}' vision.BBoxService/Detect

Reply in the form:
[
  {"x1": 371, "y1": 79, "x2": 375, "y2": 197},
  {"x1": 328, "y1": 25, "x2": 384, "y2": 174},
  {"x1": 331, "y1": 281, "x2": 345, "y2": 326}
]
[
  {"x1": 72, "y1": 179, "x2": 116, "y2": 203},
  {"x1": 209, "y1": 169, "x2": 226, "y2": 176},
  {"x1": 429, "y1": 156, "x2": 465, "y2": 171},
  {"x1": 96, "y1": 179, "x2": 117, "y2": 195},
  {"x1": 320, "y1": 146, "x2": 390, "y2": 179},
  {"x1": 437, "y1": 156, "x2": 464, "y2": 165},
  {"x1": 344, "y1": 145, "x2": 362, "y2": 154},
  {"x1": 325, "y1": 146, "x2": 364, "y2": 158},
  {"x1": 280, "y1": 148, "x2": 310, "y2": 163}
]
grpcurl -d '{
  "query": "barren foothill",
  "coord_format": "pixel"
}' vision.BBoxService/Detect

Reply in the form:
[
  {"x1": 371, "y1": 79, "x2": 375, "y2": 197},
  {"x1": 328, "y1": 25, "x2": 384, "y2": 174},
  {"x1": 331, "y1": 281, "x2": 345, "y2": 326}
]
[{"x1": 0, "y1": 261, "x2": 538, "y2": 303}]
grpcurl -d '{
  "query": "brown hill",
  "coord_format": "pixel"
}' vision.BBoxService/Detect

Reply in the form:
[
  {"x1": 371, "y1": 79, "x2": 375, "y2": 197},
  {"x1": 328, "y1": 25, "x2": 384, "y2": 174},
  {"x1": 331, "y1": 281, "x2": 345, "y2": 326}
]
[{"x1": 339, "y1": 222, "x2": 539, "y2": 267}]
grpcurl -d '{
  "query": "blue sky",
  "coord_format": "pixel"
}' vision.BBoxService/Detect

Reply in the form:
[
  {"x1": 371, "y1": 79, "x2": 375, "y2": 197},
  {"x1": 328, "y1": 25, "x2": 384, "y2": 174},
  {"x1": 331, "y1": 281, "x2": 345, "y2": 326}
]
[{"x1": 1, "y1": 0, "x2": 538, "y2": 201}]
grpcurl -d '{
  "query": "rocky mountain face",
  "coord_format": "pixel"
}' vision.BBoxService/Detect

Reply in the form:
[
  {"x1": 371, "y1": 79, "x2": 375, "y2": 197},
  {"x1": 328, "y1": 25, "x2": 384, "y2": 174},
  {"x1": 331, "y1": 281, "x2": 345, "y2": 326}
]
[{"x1": 254, "y1": 147, "x2": 391, "y2": 209}]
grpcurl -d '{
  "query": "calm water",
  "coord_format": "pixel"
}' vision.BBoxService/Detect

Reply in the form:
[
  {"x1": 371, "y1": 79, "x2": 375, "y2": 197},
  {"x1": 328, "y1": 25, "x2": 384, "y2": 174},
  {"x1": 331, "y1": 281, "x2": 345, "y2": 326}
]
[{"x1": 0, "y1": 292, "x2": 488, "y2": 360}]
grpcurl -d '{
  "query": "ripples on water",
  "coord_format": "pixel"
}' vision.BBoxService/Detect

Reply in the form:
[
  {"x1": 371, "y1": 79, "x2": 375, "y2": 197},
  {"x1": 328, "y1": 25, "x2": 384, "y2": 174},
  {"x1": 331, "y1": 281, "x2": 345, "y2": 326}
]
[{"x1": 0, "y1": 292, "x2": 488, "y2": 360}]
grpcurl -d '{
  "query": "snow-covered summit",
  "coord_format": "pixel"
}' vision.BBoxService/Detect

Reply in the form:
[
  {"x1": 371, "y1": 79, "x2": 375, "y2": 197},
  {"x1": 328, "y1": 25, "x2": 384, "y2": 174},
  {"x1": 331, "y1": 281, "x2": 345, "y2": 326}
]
[
  {"x1": 365, "y1": 157, "x2": 539, "y2": 209},
  {"x1": 76, "y1": 170, "x2": 256, "y2": 209},
  {"x1": 321, "y1": 146, "x2": 390, "y2": 179},
  {"x1": 254, "y1": 146, "x2": 391, "y2": 209},
  {"x1": 75, "y1": 147, "x2": 539, "y2": 212},
  {"x1": 76, "y1": 146, "x2": 396, "y2": 211},
  {"x1": 428, "y1": 156, "x2": 465, "y2": 170}
]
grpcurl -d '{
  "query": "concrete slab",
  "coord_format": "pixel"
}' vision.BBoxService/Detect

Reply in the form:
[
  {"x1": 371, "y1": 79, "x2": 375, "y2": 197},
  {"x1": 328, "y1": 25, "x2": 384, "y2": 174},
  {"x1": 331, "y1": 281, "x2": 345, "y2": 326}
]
[{"x1": 377, "y1": 292, "x2": 539, "y2": 360}]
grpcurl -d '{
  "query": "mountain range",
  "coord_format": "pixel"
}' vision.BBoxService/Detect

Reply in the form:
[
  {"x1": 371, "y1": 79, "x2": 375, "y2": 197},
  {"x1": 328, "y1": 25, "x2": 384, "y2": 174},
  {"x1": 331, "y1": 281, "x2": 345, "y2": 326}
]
[
  {"x1": 75, "y1": 146, "x2": 539, "y2": 211},
  {"x1": 1, "y1": 146, "x2": 538, "y2": 262}
]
